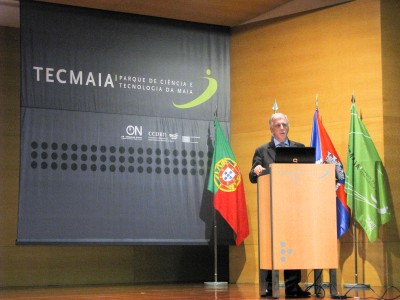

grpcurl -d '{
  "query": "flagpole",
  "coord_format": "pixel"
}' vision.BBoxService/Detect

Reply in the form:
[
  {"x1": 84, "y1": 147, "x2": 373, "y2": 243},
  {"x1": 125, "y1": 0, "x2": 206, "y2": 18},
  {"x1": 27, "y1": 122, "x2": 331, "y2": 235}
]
[
  {"x1": 205, "y1": 110, "x2": 228, "y2": 287},
  {"x1": 343, "y1": 94, "x2": 369, "y2": 290},
  {"x1": 313, "y1": 95, "x2": 324, "y2": 297},
  {"x1": 352, "y1": 95, "x2": 359, "y2": 287},
  {"x1": 213, "y1": 208, "x2": 218, "y2": 283},
  {"x1": 272, "y1": 99, "x2": 278, "y2": 113},
  {"x1": 204, "y1": 206, "x2": 228, "y2": 286}
]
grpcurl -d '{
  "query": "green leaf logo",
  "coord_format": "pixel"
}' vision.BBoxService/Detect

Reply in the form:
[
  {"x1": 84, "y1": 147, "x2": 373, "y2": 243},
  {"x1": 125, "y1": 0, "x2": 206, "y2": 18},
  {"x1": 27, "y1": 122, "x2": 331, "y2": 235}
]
[{"x1": 173, "y1": 69, "x2": 217, "y2": 109}]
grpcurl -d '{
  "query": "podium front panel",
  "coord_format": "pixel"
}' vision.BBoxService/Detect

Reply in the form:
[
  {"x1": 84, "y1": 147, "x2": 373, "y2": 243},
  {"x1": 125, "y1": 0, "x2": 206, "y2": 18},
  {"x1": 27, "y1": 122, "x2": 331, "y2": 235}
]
[
  {"x1": 257, "y1": 174, "x2": 271, "y2": 270},
  {"x1": 258, "y1": 164, "x2": 338, "y2": 270}
]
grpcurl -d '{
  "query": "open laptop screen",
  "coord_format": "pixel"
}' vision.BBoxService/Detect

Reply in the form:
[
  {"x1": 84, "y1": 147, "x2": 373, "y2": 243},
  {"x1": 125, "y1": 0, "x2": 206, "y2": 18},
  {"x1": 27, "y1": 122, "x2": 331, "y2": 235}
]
[{"x1": 275, "y1": 147, "x2": 316, "y2": 164}]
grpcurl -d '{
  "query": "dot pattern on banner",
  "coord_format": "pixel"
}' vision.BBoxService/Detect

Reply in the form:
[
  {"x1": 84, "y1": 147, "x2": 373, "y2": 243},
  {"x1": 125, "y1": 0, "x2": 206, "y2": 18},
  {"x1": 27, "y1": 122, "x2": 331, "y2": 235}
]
[{"x1": 29, "y1": 141, "x2": 212, "y2": 175}]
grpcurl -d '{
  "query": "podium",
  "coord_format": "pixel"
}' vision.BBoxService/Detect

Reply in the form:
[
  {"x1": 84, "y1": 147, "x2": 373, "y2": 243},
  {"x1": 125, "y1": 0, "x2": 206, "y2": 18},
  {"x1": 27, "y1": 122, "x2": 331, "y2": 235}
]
[{"x1": 257, "y1": 164, "x2": 338, "y2": 298}]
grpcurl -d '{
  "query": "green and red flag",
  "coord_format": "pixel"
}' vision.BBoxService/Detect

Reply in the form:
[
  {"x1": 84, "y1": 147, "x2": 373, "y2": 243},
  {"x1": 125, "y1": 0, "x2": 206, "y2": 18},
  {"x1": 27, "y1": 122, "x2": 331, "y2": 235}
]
[
  {"x1": 345, "y1": 101, "x2": 392, "y2": 242},
  {"x1": 207, "y1": 119, "x2": 249, "y2": 246}
]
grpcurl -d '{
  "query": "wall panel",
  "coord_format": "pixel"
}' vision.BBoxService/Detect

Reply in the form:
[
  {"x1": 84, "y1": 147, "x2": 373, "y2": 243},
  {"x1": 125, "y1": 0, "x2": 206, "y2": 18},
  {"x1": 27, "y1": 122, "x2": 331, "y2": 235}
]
[{"x1": 231, "y1": 0, "x2": 399, "y2": 286}]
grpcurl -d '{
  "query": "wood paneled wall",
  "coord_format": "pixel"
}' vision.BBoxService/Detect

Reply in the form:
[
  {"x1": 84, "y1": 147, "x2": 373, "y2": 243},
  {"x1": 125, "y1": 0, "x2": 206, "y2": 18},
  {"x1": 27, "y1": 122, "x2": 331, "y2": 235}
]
[
  {"x1": 230, "y1": 0, "x2": 400, "y2": 287},
  {"x1": 381, "y1": 0, "x2": 400, "y2": 287}
]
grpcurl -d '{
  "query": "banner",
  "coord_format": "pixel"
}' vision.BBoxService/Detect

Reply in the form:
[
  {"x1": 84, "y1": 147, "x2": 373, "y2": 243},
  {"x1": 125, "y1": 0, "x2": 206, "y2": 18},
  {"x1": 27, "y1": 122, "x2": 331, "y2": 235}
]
[
  {"x1": 345, "y1": 102, "x2": 392, "y2": 242},
  {"x1": 18, "y1": 2, "x2": 233, "y2": 245}
]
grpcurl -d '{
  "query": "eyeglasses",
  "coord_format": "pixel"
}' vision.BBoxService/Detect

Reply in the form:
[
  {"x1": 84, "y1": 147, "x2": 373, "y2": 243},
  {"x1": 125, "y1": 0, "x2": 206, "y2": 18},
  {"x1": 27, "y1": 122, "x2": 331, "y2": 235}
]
[{"x1": 273, "y1": 123, "x2": 288, "y2": 129}]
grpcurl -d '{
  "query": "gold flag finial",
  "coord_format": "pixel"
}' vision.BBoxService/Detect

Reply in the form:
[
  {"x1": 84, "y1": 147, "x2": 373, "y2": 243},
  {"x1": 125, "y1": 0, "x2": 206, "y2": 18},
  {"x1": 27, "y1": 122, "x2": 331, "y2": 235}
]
[
  {"x1": 316, "y1": 94, "x2": 319, "y2": 109},
  {"x1": 272, "y1": 99, "x2": 279, "y2": 113}
]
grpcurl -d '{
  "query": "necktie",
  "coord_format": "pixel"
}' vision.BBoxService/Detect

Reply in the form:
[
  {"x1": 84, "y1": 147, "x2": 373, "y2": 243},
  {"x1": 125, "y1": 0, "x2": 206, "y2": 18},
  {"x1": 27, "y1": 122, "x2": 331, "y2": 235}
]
[{"x1": 278, "y1": 142, "x2": 286, "y2": 147}]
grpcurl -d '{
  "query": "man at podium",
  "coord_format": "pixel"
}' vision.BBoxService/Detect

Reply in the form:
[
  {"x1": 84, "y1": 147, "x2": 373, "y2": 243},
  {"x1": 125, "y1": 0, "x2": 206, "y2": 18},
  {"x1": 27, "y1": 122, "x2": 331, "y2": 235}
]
[{"x1": 249, "y1": 112, "x2": 311, "y2": 298}]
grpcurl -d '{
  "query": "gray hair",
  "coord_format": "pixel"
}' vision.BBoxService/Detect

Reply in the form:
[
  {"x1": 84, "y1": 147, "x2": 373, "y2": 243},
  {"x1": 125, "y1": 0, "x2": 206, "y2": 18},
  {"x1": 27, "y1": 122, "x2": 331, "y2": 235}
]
[{"x1": 269, "y1": 113, "x2": 290, "y2": 129}]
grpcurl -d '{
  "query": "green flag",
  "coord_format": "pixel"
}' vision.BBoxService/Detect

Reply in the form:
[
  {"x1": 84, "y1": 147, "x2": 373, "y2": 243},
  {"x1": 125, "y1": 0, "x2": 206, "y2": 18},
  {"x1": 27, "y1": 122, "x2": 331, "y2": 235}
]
[{"x1": 345, "y1": 103, "x2": 392, "y2": 242}]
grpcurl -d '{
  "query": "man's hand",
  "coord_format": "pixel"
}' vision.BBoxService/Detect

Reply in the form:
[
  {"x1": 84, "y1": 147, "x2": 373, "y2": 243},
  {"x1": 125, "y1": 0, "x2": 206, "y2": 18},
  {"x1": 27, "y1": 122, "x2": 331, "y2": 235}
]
[{"x1": 254, "y1": 165, "x2": 266, "y2": 176}]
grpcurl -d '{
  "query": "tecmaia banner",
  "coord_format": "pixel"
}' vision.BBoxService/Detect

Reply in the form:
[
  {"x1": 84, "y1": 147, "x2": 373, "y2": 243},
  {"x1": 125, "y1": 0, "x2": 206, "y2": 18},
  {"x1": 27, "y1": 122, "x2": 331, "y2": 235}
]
[{"x1": 18, "y1": 1, "x2": 232, "y2": 245}]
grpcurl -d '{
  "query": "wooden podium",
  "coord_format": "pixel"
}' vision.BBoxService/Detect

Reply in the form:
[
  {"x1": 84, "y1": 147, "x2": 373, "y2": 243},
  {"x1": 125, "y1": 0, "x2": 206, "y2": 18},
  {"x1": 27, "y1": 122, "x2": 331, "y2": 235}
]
[{"x1": 257, "y1": 164, "x2": 338, "y2": 298}]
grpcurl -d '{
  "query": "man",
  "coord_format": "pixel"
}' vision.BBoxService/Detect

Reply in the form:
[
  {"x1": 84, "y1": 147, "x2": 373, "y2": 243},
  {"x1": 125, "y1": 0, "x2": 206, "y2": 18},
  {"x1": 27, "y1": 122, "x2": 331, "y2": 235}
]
[{"x1": 249, "y1": 112, "x2": 310, "y2": 298}]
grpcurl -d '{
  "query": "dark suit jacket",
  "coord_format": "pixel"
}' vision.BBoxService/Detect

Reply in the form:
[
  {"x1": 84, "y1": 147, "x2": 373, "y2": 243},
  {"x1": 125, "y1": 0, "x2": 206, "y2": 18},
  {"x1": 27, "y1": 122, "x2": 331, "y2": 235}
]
[{"x1": 249, "y1": 137, "x2": 305, "y2": 183}]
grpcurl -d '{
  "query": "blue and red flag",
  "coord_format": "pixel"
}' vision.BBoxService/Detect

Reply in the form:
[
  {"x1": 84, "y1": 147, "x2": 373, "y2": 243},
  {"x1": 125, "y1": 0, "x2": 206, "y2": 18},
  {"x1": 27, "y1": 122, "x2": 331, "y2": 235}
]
[{"x1": 311, "y1": 109, "x2": 350, "y2": 238}]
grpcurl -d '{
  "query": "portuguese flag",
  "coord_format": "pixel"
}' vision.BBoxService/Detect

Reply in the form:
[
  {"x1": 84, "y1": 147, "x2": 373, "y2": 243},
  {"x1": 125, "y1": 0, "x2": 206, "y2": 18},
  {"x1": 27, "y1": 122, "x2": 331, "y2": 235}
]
[{"x1": 207, "y1": 119, "x2": 249, "y2": 246}]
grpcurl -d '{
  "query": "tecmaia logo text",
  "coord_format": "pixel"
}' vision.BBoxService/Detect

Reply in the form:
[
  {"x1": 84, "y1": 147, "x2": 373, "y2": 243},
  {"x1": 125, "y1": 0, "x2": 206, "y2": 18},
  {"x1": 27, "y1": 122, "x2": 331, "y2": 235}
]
[{"x1": 33, "y1": 66, "x2": 114, "y2": 88}]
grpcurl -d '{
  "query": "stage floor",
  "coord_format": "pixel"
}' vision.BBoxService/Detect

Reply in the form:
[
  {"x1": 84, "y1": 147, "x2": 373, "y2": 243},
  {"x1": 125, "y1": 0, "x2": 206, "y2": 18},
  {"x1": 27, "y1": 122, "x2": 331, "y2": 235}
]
[{"x1": 0, "y1": 283, "x2": 397, "y2": 299}]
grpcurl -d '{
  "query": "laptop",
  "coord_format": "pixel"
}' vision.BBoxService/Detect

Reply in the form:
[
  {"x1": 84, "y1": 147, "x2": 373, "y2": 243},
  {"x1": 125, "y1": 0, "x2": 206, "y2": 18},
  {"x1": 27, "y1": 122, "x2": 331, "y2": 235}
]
[{"x1": 275, "y1": 147, "x2": 316, "y2": 164}]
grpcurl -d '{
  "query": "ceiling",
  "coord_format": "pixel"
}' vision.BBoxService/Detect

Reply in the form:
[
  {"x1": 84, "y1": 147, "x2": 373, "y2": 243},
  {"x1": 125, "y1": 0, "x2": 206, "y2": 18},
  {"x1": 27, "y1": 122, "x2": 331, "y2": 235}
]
[{"x1": 1, "y1": 0, "x2": 352, "y2": 28}]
